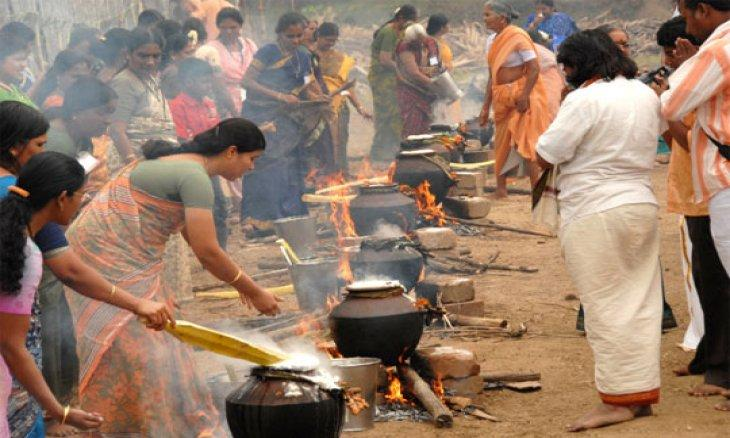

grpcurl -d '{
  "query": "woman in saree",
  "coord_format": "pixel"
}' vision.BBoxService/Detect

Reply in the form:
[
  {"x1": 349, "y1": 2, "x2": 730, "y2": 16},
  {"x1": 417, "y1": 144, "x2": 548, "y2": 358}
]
[
  {"x1": 30, "y1": 50, "x2": 91, "y2": 115},
  {"x1": 0, "y1": 34, "x2": 36, "y2": 107},
  {"x1": 528, "y1": 29, "x2": 565, "y2": 117},
  {"x1": 479, "y1": 1, "x2": 553, "y2": 199},
  {"x1": 204, "y1": 7, "x2": 258, "y2": 116},
  {"x1": 108, "y1": 27, "x2": 176, "y2": 172},
  {"x1": 396, "y1": 23, "x2": 442, "y2": 138},
  {"x1": 368, "y1": 5, "x2": 417, "y2": 162},
  {"x1": 241, "y1": 12, "x2": 328, "y2": 234},
  {"x1": 427, "y1": 14, "x2": 463, "y2": 125},
  {"x1": 315, "y1": 22, "x2": 372, "y2": 174},
  {"x1": 0, "y1": 102, "x2": 171, "y2": 438},
  {"x1": 66, "y1": 118, "x2": 280, "y2": 436},
  {"x1": 109, "y1": 27, "x2": 192, "y2": 303}
]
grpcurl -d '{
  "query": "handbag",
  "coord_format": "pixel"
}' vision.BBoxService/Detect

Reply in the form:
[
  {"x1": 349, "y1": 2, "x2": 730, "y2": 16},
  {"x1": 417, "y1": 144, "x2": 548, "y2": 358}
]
[
  {"x1": 531, "y1": 166, "x2": 560, "y2": 233},
  {"x1": 702, "y1": 127, "x2": 730, "y2": 160}
]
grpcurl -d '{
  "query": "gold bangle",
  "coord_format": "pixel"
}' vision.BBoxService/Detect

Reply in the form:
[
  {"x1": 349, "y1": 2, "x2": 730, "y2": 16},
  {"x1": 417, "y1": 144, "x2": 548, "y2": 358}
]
[
  {"x1": 228, "y1": 269, "x2": 243, "y2": 285},
  {"x1": 110, "y1": 285, "x2": 117, "y2": 297},
  {"x1": 61, "y1": 405, "x2": 70, "y2": 425}
]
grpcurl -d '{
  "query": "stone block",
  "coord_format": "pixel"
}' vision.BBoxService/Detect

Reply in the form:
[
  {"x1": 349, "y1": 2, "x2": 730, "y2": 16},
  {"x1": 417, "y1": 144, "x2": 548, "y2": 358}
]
[
  {"x1": 415, "y1": 346, "x2": 481, "y2": 379},
  {"x1": 442, "y1": 375, "x2": 484, "y2": 396},
  {"x1": 416, "y1": 227, "x2": 457, "y2": 251},
  {"x1": 444, "y1": 196, "x2": 492, "y2": 219},
  {"x1": 444, "y1": 300, "x2": 485, "y2": 317},
  {"x1": 453, "y1": 171, "x2": 485, "y2": 189},
  {"x1": 416, "y1": 276, "x2": 475, "y2": 304}
]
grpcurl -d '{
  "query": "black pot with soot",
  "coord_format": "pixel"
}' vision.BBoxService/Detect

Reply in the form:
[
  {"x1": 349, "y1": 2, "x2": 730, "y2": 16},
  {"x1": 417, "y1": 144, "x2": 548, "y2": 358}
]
[
  {"x1": 226, "y1": 366, "x2": 345, "y2": 438},
  {"x1": 393, "y1": 149, "x2": 456, "y2": 204},
  {"x1": 329, "y1": 281, "x2": 425, "y2": 366},
  {"x1": 349, "y1": 184, "x2": 417, "y2": 236},
  {"x1": 349, "y1": 238, "x2": 424, "y2": 292}
]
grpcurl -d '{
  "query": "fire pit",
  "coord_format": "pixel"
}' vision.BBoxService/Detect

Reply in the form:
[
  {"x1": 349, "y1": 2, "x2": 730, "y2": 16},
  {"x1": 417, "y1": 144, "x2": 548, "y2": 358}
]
[{"x1": 329, "y1": 281, "x2": 424, "y2": 366}]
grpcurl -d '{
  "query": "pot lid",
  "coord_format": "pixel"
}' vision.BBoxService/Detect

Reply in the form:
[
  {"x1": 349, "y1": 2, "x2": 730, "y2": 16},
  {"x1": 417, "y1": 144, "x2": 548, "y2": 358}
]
[
  {"x1": 407, "y1": 134, "x2": 437, "y2": 141},
  {"x1": 399, "y1": 149, "x2": 436, "y2": 156},
  {"x1": 346, "y1": 280, "x2": 405, "y2": 293}
]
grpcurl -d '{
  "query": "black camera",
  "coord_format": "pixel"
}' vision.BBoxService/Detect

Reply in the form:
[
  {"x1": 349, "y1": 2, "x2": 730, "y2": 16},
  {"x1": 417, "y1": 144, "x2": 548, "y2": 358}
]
[{"x1": 640, "y1": 66, "x2": 671, "y2": 85}]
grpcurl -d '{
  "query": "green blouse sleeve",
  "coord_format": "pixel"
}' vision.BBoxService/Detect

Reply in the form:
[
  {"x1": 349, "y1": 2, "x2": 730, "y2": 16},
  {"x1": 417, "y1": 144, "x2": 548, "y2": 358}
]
[
  {"x1": 178, "y1": 167, "x2": 215, "y2": 210},
  {"x1": 378, "y1": 27, "x2": 398, "y2": 54}
]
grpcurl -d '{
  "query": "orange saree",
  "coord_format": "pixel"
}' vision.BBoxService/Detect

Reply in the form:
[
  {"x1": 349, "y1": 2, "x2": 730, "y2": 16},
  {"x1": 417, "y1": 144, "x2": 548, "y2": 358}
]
[
  {"x1": 488, "y1": 25, "x2": 553, "y2": 175},
  {"x1": 66, "y1": 166, "x2": 225, "y2": 436}
]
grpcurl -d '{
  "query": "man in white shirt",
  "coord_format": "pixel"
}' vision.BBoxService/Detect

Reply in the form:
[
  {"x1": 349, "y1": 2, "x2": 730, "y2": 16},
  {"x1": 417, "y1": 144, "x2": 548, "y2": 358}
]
[{"x1": 536, "y1": 29, "x2": 663, "y2": 432}]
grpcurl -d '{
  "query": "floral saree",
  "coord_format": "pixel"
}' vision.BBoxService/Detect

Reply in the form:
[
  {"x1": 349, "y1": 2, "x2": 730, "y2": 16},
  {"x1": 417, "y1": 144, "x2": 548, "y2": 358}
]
[{"x1": 66, "y1": 166, "x2": 225, "y2": 436}]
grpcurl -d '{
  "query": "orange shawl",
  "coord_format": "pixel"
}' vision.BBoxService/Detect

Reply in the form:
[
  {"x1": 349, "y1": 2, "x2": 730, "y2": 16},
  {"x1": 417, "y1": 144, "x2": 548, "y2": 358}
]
[{"x1": 488, "y1": 25, "x2": 553, "y2": 174}]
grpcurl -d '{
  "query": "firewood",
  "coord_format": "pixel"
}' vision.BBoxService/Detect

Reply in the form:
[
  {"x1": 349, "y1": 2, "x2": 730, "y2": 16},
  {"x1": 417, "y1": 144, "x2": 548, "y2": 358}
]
[
  {"x1": 468, "y1": 407, "x2": 500, "y2": 422},
  {"x1": 399, "y1": 365, "x2": 453, "y2": 428},
  {"x1": 481, "y1": 371, "x2": 542, "y2": 383},
  {"x1": 450, "y1": 314, "x2": 508, "y2": 328},
  {"x1": 445, "y1": 396, "x2": 472, "y2": 410}
]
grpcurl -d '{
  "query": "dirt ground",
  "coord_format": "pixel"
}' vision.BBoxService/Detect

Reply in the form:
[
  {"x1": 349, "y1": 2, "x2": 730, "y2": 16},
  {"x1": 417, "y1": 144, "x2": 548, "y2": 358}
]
[{"x1": 182, "y1": 114, "x2": 730, "y2": 437}]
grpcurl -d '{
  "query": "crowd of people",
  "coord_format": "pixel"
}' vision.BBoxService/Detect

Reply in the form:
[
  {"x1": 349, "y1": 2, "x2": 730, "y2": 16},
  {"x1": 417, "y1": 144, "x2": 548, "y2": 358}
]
[{"x1": 1, "y1": 0, "x2": 730, "y2": 435}]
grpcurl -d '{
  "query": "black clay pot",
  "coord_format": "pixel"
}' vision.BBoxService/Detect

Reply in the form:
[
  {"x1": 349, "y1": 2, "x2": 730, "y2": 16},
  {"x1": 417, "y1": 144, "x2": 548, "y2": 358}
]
[
  {"x1": 226, "y1": 367, "x2": 345, "y2": 438},
  {"x1": 464, "y1": 117, "x2": 494, "y2": 147},
  {"x1": 463, "y1": 149, "x2": 491, "y2": 163},
  {"x1": 329, "y1": 281, "x2": 424, "y2": 366},
  {"x1": 393, "y1": 150, "x2": 456, "y2": 204},
  {"x1": 349, "y1": 238, "x2": 424, "y2": 292},
  {"x1": 349, "y1": 185, "x2": 417, "y2": 236}
]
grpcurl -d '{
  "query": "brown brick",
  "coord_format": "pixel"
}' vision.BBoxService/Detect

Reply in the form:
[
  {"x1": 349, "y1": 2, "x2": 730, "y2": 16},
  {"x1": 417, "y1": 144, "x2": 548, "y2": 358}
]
[
  {"x1": 453, "y1": 171, "x2": 485, "y2": 189},
  {"x1": 444, "y1": 300, "x2": 485, "y2": 317},
  {"x1": 416, "y1": 347, "x2": 481, "y2": 379},
  {"x1": 416, "y1": 227, "x2": 457, "y2": 250},
  {"x1": 442, "y1": 375, "x2": 484, "y2": 396},
  {"x1": 444, "y1": 196, "x2": 492, "y2": 219}
]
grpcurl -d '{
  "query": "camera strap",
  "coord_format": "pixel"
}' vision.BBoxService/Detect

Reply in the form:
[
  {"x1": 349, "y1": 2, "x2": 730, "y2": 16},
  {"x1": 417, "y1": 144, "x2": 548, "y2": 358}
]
[{"x1": 702, "y1": 127, "x2": 730, "y2": 160}]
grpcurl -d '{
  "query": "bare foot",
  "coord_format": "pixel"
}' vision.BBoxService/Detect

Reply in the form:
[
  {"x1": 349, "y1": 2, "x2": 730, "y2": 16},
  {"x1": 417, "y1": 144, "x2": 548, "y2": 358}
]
[
  {"x1": 567, "y1": 403, "x2": 651, "y2": 432},
  {"x1": 45, "y1": 422, "x2": 79, "y2": 437},
  {"x1": 673, "y1": 365, "x2": 691, "y2": 377},
  {"x1": 689, "y1": 383, "x2": 726, "y2": 397}
]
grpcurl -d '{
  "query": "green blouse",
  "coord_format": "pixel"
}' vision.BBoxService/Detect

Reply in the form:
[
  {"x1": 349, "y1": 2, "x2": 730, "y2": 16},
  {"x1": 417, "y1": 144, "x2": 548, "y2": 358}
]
[{"x1": 129, "y1": 159, "x2": 214, "y2": 209}]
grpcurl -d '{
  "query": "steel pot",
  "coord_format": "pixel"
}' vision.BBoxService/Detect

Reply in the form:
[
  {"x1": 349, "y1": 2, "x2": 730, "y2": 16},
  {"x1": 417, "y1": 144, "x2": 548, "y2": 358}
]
[
  {"x1": 226, "y1": 367, "x2": 345, "y2": 438},
  {"x1": 329, "y1": 281, "x2": 424, "y2": 366},
  {"x1": 349, "y1": 184, "x2": 417, "y2": 236},
  {"x1": 349, "y1": 238, "x2": 424, "y2": 292}
]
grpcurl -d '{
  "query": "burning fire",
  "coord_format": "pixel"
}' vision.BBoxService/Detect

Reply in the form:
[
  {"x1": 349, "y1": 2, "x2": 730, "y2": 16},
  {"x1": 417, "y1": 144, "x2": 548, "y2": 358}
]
[
  {"x1": 387, "y1": 161, "x2": 397, "y2": 184},
  {"x1": 305, "y1": 168, "x2": 320, "y2": 187},
  {"x1": 355, "y1": 157, "x2": 375, "y2": 180},
  {"x1": 432, "y1": 374, "x2": 445, "y2": 401},
  {"x1": 326, "y1": 295, "x2": 341, "y2": 312},
  {"x1": 437, "y1": 134, "x2": 464, "y2": 151},
  {"x1": 414, "y1": 181, "x2": 447, "y2": 227},
  {"x1": 385, "y1": 368, "x2": 409, "y2": 405},
  {"x1": 415, "y1": 298, "x2": 431, "y2": 310},
  {"x1": 320, "y1": 173, "x2": 358, "y2": 283},
  {"x1": 295, "y1": 315, "x2": 323, "y2": 336}
]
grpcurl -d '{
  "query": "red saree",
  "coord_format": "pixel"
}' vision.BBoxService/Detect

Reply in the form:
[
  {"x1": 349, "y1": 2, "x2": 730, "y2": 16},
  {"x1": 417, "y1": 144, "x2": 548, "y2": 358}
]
[
  {"x1": 66, "y1": 166, "x2": 225, "y2": 436},
  {"x1": 396, "y1": 37, "x2": 440, "y2": 138}
]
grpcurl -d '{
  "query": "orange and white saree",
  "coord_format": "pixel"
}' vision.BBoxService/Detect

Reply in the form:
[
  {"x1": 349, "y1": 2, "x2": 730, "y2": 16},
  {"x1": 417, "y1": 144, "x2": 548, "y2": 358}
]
[{"x1": 488, "y1": 25, "x2": 553, "y2": 175}]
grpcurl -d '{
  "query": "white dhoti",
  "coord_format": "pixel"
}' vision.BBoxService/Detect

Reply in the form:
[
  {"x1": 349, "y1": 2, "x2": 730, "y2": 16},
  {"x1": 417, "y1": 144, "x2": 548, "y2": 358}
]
[
  {"x1": 561, "y1": 203, "x2": 662, "y2": 405},
  {"x1": 679, "y1": 218, "x2": 705, "y2": 350}
]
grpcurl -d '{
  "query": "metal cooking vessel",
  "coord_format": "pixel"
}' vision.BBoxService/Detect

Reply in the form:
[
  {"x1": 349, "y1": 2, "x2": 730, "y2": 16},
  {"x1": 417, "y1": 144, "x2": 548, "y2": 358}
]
[
  {"x1": 393, "y1": 149, "x2": 456, "y2": 204},
  {"x1": 329, "y1": 281, "x2": 424, "y2": 366},
  {"x1": 349, "y1": 238, "x2": 424, "y2": 292},
  {"x1": 226, "y1": 367, "x2": 345, "y2": 438},
  {"x1": 430, "y1": 71, "x2": 464, "y2": 104},
  {"x1": 349, "y1": 184, "x2": 417, "y2": 236}
]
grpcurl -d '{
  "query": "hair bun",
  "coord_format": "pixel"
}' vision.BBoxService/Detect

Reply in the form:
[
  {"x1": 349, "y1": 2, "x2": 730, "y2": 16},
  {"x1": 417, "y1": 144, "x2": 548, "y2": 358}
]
[{"x1": 141, "y1": 140, "x2": 177, "y2": 159}]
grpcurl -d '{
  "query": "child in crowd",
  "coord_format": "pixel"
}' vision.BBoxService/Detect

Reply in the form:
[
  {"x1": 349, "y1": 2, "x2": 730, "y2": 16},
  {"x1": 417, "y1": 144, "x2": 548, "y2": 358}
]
[{"x1": 169, "y1": 57, "x2": 220, "y2": 141}]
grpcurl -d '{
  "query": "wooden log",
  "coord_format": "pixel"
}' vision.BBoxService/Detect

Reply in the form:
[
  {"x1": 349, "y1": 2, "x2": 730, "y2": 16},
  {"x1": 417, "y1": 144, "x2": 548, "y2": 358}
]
[
  {"x1": 448, "y1": 217, "x2": 554, "y2": 238},
  {"x1": 450, "y1": 314, "x2": 508, "y2": 329},
  {"x1": 399, "y1": 365, "x2": 453, "y2": 428},
  {"x1": 481, "y1": 371, "x2": 542, "y2": 383}
]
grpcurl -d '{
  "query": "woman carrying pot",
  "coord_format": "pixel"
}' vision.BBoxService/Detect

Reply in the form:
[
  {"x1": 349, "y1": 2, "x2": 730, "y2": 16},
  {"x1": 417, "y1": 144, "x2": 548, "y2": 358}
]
[
  {"x1": 396, "y1": 23, "x2": 443, "y2": 138},
  {"x1": 65, "y1": 118, "x2": 280, "y2": 435}
]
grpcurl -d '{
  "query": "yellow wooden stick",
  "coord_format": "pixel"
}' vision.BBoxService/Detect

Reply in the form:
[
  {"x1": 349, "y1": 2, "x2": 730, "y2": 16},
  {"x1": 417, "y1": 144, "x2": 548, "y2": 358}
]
[
  {"x1": 163, "y1": 320, "x2": 288, "y2": 366},
  {"x1": 276, "y1": 239, "x2": 301, "y2": 264}
]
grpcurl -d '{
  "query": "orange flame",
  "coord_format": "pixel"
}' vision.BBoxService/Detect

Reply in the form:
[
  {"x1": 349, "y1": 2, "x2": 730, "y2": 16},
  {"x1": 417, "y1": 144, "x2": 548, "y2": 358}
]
[
  {"x1": 414, "y1": 180, "x2": 447, "y2": 227},
  {"x1": 415, "y1": 298, "x2": 430, "y2": 310},
  {"x1": 321, "y1": 173, "x2": 357, "y2": 283},
  {"x1": 387, "y1": 161, "x2": 397, "y2": 184},
  {"x1": 385, "y1": 368, "x2": 409, "y2": 404},
  {"x1": 295, "y1": 315, "x2": 323, "y2": 336},
  {"x1": 316, "y1": 340, "x2": 343, "y2": 359},
  {"x1": 432, "y1": 374, "x2": 445, "y2": 401},
  {"x1": 326, "y1": 295, "x2": 341, "y2": 312},
  {"x1": 305, "y1": 168, "x2": 320, "y2": 186},
  {"x1": 355, "y1": 157, "x2": 375, "y2": 180}
]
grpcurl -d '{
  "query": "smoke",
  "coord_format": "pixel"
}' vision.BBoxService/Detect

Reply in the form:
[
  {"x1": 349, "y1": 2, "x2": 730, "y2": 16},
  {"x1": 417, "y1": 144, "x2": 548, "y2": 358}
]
[{"x1": 371, "y1": 220, "x2": 406, "y2": 239}]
